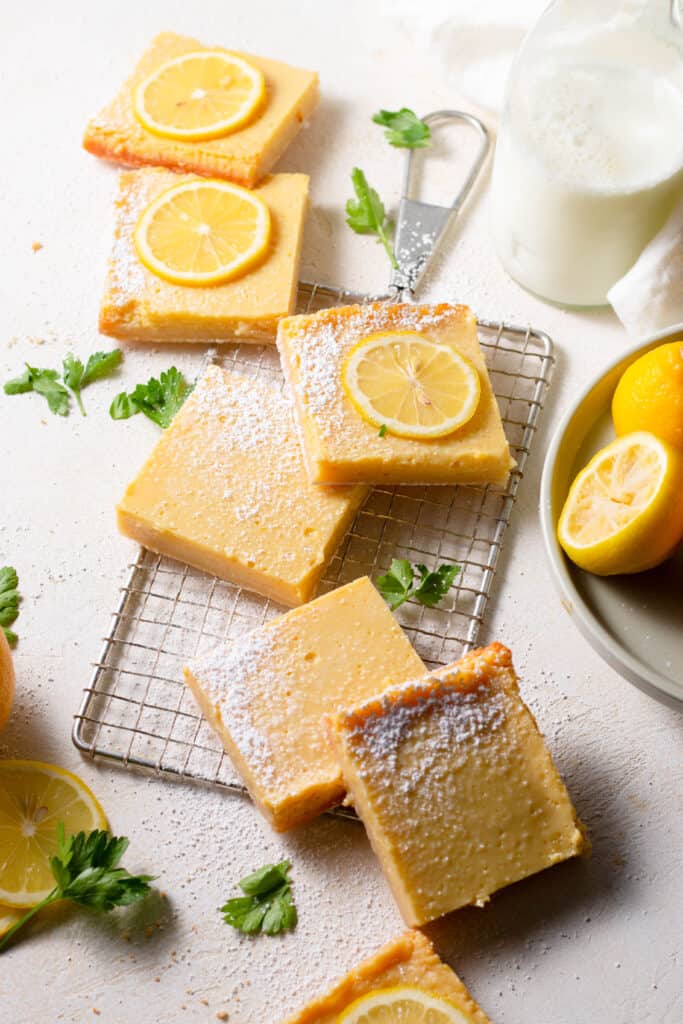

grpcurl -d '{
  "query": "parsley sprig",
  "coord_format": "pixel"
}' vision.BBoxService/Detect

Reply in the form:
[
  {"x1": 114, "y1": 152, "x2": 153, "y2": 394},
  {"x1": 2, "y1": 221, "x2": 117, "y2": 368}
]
[
  {"x1": 372, "y1": 108, "x2": 431, "y2": 149},
  {"x1": 4, "y1": 365, "x2": 70, "y2": 416},
  {"x1": 63, "y1": 350, "x2": 122, "y2": 416},
  {"x1": 221, "y1": 860, "x2": 297, "y2": 936},
  {"x1": 0, "y1": 566, "x2": 20, "y2": 646},
  {"x1": 0, "y1": 823, "x2": 154, "y2": 953},
  {"x1": 4, "y1": 349, "x2": 122, "y2": 417},
  {"x1": 346, "y1": 168, "x2": 397, "y2": 270},
  {"x1": 110, "y1": 368, "x2": 192, "y2": 429},
  {"x1": 376, "y1": 558, "x2": 461, "y2": 611}
]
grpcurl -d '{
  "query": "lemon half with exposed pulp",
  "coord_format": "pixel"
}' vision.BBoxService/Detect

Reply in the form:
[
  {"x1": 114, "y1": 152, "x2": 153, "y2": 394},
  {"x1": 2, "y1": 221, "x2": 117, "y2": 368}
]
[
  {"x1": 342, "y1": 331, "x2": 481, "y2": 440},
  {"x1": 135, "y1": 179, "x2": 271, "y2": 287},
  {"x1": 338, "y1": 986, "x2": 475, "y2": 1024},
  {"x1": 557, "y1": 431, "x2": 683, "y2": 575},
  {"x1": 134, "y1": 51, "x2": 265, "y2": 141},
  {"x1": 0, "y1": 761, "x2": 107, "y2": 907}
]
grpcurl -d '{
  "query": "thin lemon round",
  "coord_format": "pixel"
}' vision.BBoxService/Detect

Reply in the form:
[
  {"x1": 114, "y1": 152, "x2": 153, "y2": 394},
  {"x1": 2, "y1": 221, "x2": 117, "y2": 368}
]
[
  {"x1": 612, "y1": 340, "x2": 683, "y2": 450},
  {"x1": 557, "y1": 431, "x2": 683, "y2": 576},
  {"x1": 135, "y1": 179, "x2": 271, "y2": 286},
  {"x1": 342, "y1": 331, "x2": 481, "y2": 440},
  {"x1": 0, "y1": 906, "x2": 23, "y2": 939},
  {"x1": 338, "y1": 986, "x2": 475, "y2": 1024},
  {"x1": 133, "y1": 51, "x2": 265, "y2": 141},
  {"x1": 0, "y1": 760, "x2": 107, "y2": 908}
]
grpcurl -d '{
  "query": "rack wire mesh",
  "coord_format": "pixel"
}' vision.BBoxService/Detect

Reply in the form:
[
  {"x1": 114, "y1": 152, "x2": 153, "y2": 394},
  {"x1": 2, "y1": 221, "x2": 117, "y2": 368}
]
[{"x1": 73, "y1": 281, "x2": 554, "y2": 803}]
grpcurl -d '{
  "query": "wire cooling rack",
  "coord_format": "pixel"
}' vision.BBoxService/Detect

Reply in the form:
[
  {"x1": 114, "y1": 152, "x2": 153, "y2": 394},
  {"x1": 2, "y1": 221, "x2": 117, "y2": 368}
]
[{"x1": 72, "y1": 281, "x2": 554, "y2": 799}]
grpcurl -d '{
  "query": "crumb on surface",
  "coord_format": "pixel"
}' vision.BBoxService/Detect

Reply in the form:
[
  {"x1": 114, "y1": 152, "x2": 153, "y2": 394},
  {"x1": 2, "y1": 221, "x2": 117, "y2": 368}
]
[{"x1": 31, "y1": 241, "x2": 43, "y2": 252}]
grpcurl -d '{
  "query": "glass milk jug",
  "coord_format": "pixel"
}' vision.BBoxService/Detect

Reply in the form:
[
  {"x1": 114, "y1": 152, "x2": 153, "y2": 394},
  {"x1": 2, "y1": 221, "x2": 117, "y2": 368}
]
[{"x1": 490, "y1": 0, "x2": 683, "y2": 306}]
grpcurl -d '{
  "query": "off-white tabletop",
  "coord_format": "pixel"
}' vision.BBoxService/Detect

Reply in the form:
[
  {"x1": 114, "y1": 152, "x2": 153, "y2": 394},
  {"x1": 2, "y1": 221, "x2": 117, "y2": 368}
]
[{"x1": 2, "y1": 3, "x2": 681, "y2": 1022}]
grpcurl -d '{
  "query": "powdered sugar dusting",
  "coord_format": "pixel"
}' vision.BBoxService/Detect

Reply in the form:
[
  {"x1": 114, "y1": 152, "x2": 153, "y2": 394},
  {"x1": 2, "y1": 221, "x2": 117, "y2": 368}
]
[{"x1": 107, "y1": 175, "x2": 148, "y2": 304}]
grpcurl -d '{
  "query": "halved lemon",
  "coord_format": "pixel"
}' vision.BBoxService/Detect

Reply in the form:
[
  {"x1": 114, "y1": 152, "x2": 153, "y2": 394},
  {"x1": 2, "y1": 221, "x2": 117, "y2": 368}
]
[
  {"x1": 557, "y1": 431, "x2": 683, "y2": 576},
  {"x1": 135, "y1": 179, "x2": 271, "y2": 286},
  {"x1": 342, "y1": 331, "x2": 481, "y2": 440},
  {"x1": 133, "y1": 51, "x2": 265, "y2": 141},
  {"x1": 0, "y1": 760, "x2": 107, "y2": 908},
  {"x1": 338, "y1": 986, "x2": 474, "y2": 1023}
]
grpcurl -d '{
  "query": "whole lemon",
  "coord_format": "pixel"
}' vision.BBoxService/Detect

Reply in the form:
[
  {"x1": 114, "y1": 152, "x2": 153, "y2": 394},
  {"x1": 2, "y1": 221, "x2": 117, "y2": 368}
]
[
  {"x1": 612, "y1": 340, "x2": 683, "y2": 449},
  {"x1": 0, "y1": 629, "x2": 15, "y2": 732}
]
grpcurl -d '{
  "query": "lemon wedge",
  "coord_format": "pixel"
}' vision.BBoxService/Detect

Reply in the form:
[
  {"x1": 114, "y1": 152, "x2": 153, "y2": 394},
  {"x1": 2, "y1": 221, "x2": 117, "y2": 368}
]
[
  {"x1": 0, "y1": 760, "x2": 107, "y2": 907},
  {"x1": 557, "y1": 431, "x2": 683, "y2": 575},
  {"x1": 338, "y1": 986, "x2": 474, "y2": 1024},
  {"x1": 342, "y1": 331, "x2": 481, "y2": 440},
  {"x1": 133, "y1": 51, "x2": 265, "y2": 141},
  {"x1": 135, "y1": 179, "x2": 271, "y2": 286}
]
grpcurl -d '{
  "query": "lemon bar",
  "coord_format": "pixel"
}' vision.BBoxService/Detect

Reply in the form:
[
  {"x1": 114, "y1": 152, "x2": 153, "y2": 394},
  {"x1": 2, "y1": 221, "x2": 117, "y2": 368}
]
[
  {"x1": 100, "y1": 167, "x2": 308, "y2": 343},
  {"x1": 282, "y1": 929, "x2": 491, "y2": 1024},
  {"x1": 326, "y1": 643, "x2": 587, "y2": 927},
  {"x1": 277, "y1": 302, "x2": 515, "y2": 485},
  {"x1": 117, "y1": 365, "x2": 367, "y2": 606},
  {"x1": 184, "y1": 576, "x2": 424, "y2": 831},
  {"x1": 83, "y1": 32, "x2": 319, "y2": 186}
]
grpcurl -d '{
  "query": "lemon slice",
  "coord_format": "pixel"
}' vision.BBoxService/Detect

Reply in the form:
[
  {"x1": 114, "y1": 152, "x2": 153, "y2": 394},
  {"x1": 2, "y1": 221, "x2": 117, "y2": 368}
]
[
  {"x1": 0, "y1": 760, "x2": 107, "y2": 907},
  {"x1": 135, "y1": 179, "x2": 271, "y2": 286},
  {"x1": 342, "y1": 331, "x2": 481, "y2": 439},
  {"x1": 557, "y1": 431, "x2": 683, "y2": 575},
  {"x1": 339, "y1": 986, "x2": 474, "y2": 1024},
  {"x1": 133, "y1": 51, "x2": 265, "y2": 141},
  {"x1": 0, "y1": 906, "x2": 23, "y2": 939}
]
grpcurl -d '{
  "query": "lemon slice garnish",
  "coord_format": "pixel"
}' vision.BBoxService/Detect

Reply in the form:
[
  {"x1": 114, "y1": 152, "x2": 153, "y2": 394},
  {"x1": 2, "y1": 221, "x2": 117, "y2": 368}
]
[
  {"x1": 342, "y1": 331, "x2": 481, "y2": 440},
  {"x1": 338, "y1": 985, "x2": 475, "y2": 1024},
  {"x1": 0, "y1": 761, "x2": 107, "y2": 907},
  {"x1": 133, "y1": 51, "x2": 265, "y2": 141},
  {"x1": 134, "y1": 179, "x2": 271, "y2": 287},
  {"x1": 557, "y1": 431, "x2": 683, "y2": 575}
]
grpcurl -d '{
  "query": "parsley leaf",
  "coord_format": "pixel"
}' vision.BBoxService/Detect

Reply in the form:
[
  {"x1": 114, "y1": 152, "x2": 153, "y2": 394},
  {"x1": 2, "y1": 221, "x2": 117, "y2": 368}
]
[
  {"x1": 4, "y1": 364, "x2": 70, "y2": 416},
  {"x1": 110, "y1": 368, "x2": 192, "y2": 429},
  {"x1": 372, "y1": 108, "x2": 431, "y2": 149},
  {"x1": 221, "y1": 860, "x2": 297, "y2": 937},
  {"x1": 376, "y1": 558, "x2": 460, "y2": 611},
  {"x1": 0, "y1": 566, "x2": 20, "y2": 646},
  {"x1": 346, "y1": 168, "x2": 397, "y2": 269},
  {"x1": 63, "y1": 349, "x2": 122, "y2": 415},
  {"x1": 378, "y1": 424, "x2": 388, "y2": 437},
  {"x1": 0, "y1": 822, "x2": 154, "y2": 952}
]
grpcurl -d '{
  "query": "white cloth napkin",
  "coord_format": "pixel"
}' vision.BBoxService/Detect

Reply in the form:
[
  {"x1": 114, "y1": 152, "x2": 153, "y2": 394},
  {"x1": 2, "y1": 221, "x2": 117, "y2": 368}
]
[{"x1": 607, "y1": 195, "x2": 683, "y2": 338}]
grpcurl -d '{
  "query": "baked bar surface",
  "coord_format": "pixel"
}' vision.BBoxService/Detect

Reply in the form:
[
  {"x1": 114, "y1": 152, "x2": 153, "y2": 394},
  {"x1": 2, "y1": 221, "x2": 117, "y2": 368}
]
[
  {"x1": 117, "y1": 364, "x2": 367, "y2": 606},
  {"x1": 277, "y1": 302, "x2": 515, "y2": 486},
  {"x1": 282, "y1": 929, "x2": 492, "y2": 1024},
  {"x1": 100, "y1": 167, "x2": 308, "y2": 343},
  {"x1": 184, "y1": 576, "x2": 424, "y2": 831},
  {"x1": 83, "y1": 32, "x2": 319, "y2": 186},
  {"x1": 327, "y1": 642, "x2": 587, "y2": 927}
]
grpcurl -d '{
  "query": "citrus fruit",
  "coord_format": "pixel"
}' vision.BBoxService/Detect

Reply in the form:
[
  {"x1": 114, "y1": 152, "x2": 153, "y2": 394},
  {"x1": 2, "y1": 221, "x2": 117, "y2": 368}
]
[
  {"x1": 0, "y1": 631, "x2": 15, "y2": 733},
  {"x1": 0, "y1": 761, "x2": 107, "y2": 907},
  {"x1": 338, "y1": 986, "x2": 474, "y2": 1024},
  {"x1": 133, "y1": 51, "x2": 265, "y2": 141},
  {"x1": 612, "y1": 340, "x2": 683, "y2": 450},
  {"x1": 342, "y1": 331, "x2": 481, "y2": 439},
  {"x1": 135, "y1": 179, "x2": 271, "y2": 286},
  {"x1": 557, "y1": 431, "x2": 683, "y2": 575}
]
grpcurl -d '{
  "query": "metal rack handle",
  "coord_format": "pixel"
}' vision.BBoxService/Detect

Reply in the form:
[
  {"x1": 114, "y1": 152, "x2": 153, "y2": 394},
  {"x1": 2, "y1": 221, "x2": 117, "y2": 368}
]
[{"x1": 389, "y1": 110, "x2": 490, "y2": 300}]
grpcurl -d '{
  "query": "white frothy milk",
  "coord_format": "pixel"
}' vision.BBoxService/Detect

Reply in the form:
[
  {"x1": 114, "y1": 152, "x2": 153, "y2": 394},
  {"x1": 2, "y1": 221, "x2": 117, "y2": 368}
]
[{"x1": 491, "y1": 61, "x2": 683, "y2": 305}]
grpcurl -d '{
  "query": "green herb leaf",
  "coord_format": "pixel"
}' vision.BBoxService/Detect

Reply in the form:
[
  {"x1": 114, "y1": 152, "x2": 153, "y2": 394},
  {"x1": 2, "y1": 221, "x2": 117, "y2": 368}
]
[
  {"x1": 221, "y1": 860, "x2": 297, "y2": 937},
  {"x1": 345, "y1": 168, "x2": 397, "y2": 269},
  {"x1": 0, "y1": 822, "x2": 154, "y2": 952},
  {"x1": 110, "y1": 368, "x2": 192, "y2": 429},
  {"x1": 4, "y1": 368, "x2": 35, "y2": 395},
  {"x1": 378, "y1": 424, "x2": 388, "y2": 438},
  {"x1": 372, "y1": 108, "x2": 431, "y2": 148},
  {"x1": 0, "y1": 566, "x2": 20, "y2": 646},
  {"x1": 4, "y1": 364, "x2": 70, "y2": 416},
  {"x1": 64, "y1": 350, "x2": 122, "y2": 415},
  {"x1": 376, "y1": 559, "x2": 460, "y2": 611}
]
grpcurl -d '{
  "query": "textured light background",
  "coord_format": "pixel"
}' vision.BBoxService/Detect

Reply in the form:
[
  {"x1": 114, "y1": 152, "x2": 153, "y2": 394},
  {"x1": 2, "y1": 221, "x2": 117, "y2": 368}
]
[{"x1": 1, "y1": 2, "x2": 681, "y2": 1022}]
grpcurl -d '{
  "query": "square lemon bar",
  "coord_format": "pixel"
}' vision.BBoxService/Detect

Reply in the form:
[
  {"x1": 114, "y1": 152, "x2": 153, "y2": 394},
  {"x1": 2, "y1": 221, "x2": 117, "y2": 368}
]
[
  {"x1": 326, "y1": 642, "x2": 587, "y2": 927},
  {"x1": 117, "y1": 364, "x2": 367, "y2": 606},
  {"x1": 100, "y1": 167, "x2": 308, "y2": 343},
  {"x1": 282, "y1": 929, "x2": 492, "y2": 1024},
  {"x1": 184, "y1": 576, "x2": 424, "y2": 831},
  {"x1": 83, "y1": 32, "x2": 319, "y2": 186},
  {"x1": 277, "y1": 302, "x2": 515, "y2": 485}
]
